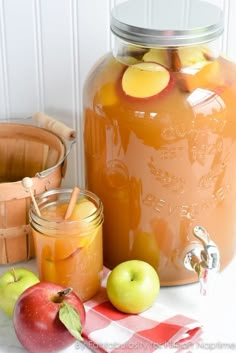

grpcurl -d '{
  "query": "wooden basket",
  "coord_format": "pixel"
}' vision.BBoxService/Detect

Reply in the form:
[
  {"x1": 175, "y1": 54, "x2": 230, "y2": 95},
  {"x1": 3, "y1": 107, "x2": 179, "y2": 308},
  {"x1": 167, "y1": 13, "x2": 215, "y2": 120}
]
[{"x1": 0, "y1": 113, "x2": 76, "y2": 264}]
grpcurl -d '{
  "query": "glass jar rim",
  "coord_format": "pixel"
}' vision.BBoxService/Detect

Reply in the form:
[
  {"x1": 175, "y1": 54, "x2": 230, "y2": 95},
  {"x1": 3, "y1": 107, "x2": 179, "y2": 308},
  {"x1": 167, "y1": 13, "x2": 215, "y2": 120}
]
[
  {"x1": 110, "y1": 0, "x2": 224, "y2": 47},
  {"x1": 29, "y1": 188, "x2": 103, "y2": 236}
]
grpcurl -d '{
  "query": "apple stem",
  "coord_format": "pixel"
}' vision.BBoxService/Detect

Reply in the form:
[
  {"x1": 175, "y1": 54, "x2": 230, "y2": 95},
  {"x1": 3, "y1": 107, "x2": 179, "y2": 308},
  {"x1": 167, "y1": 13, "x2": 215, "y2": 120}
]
[
  {"x1": 11, "y1": 268, "x2": 18, "y2": 282},
  {"x1": 58, "y1": 287, "x2": 73, "y2": 297},
  {"x1": 51, "y1": 287, "x2": 73, "y2": 303}
]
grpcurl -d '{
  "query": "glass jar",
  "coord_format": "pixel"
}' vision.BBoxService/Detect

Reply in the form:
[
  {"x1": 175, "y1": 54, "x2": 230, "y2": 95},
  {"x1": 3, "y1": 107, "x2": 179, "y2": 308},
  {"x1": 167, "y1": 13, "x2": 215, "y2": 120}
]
[
  {"x1": 83, "y1": 0, "x2": 236, "y2": 286},
  {"x1": 29, "y1": 188, "x2": 103, "y2": 301}
]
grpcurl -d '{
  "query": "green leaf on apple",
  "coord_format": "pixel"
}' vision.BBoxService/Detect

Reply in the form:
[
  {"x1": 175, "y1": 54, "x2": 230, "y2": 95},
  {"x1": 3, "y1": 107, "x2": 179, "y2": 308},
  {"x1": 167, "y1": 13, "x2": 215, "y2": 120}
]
[{"x1": 59, "y1": 302, "x2": 83, "y2": 341}]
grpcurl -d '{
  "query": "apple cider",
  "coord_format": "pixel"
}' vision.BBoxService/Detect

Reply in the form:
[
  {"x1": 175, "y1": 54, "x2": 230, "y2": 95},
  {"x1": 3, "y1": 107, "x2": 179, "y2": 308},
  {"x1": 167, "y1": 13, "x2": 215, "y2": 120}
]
[
  {"x1": 83, "y1": 0, "x2": 236, "y2": 285},
  {"x1": 30, "y1": 189, "x2": 103, "y2": 302}
]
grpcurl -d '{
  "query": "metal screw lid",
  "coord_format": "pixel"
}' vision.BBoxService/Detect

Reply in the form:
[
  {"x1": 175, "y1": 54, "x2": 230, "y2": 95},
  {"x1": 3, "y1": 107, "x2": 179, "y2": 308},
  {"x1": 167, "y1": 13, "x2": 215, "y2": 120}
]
[{"x1": 111, "y1": 0, "x2": 224, "y2": 47}]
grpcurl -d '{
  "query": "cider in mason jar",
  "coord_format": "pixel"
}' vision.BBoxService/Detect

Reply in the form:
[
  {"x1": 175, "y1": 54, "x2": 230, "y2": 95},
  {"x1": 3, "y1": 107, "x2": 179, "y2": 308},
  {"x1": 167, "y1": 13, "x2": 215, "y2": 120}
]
[{"x1": 30, "y1": 189, "x2": 103, "y2": 301}]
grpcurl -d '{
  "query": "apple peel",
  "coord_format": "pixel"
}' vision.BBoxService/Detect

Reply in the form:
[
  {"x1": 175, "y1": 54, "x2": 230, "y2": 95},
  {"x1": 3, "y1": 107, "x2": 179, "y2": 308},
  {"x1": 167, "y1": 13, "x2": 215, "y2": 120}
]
[{"x1": 121, "y1": 62, "x2": 170, "y2": 99}]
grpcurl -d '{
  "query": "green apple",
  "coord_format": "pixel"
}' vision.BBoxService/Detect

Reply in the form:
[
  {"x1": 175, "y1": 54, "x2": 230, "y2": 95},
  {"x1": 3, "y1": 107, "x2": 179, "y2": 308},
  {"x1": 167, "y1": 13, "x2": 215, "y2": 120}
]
[
  {"x1": 0, "y1": 268, "x2": 39, "y2": 316},
  {"x1": 106, "y1": 260, "x2": 160, "y2": 314}
]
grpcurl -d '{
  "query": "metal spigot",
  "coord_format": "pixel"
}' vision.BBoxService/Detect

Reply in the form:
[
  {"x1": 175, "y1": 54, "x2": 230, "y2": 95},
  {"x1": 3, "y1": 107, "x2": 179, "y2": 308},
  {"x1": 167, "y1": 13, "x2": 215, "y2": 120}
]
[{"x1": 184, "y1": 226, "x2": 220, "y2": 295}]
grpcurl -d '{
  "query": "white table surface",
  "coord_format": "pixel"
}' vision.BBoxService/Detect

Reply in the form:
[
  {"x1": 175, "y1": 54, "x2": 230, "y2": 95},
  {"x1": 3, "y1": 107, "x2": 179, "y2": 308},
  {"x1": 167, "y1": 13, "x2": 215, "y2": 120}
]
[{"x1": 0, "y1": 256, "x2": 236, "y2": 353}]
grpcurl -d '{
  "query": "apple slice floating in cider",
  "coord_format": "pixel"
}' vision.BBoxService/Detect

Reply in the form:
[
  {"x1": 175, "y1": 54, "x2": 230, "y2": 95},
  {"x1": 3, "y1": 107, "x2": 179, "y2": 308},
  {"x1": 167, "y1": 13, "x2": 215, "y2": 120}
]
[
  {"x1": 177, "y1": 46, "x2": 209, "y2": 67},
  {"x1": 118, "y1": 55, "x2": 140, "y2": 66},
  {"x1": 44, "y1": 199, "x2": 98, "y2": 262},
  {"x1": 67, "y1": 199, "x2": 98, "y2": 250},
  {"x1": 96, "y1": 82, "x2": 118, "y2": 107},
  {"x1": 177, "y1": 60, "x2": 221, "y2": 92},
  {"x1": 121, "y1": 62, "x2": 171, "y2": 99},
  {"x1": 69, "y1": 198, "x2": 97, "y2": 220},
  {"x1": 174, "y1": 46, "x2": 222, "y2": 92},
  {"x1": 143, "y1": 48, "x2": 169, "y2": 68}
]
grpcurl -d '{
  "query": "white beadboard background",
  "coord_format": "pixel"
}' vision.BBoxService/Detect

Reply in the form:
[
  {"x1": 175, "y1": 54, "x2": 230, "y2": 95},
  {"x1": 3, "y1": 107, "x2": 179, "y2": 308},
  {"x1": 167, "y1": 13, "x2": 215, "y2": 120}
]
[{"x1": 0, "y1": 0, "x2": 235, "y2": 188}]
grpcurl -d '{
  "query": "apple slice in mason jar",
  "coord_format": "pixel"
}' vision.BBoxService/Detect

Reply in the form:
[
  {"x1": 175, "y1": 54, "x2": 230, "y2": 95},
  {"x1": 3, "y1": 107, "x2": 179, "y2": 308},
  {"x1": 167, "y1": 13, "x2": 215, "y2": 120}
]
[
  {"x1": 56, "y1": 199, "x2": 97, "y2": 259},
  {"x1": 69, "y1": 198, "x2": 97, "y2": 220},
  {"x1": 118, "y1": 56, "x2": 140, "y2": 66},
  {"x1": 41, "y1": 199, "x2": 98, "y2": 262},
  {"x1": 41, "y1": 245, "x2": 57, "y2": 282},
  {"x1": 121, "y1": 62, "x2": 171, "y2": 99},
  {"x1": 96, "y1": 82, "x2": 118, "y2": 107},
  {"x1": 68, "y1": 199, "x2": 98, "y2": 248},
  {"x1": 177, "y1": 60, "x2": 222, "y2": 92},
  {"x1": 177, "y1": 46, "x2": 208, "y2": 67},
  {"x1": 175, "y1": 46, "x2": 223, "y2": 92},
  {"x1": 143, "y1": 48, "x2": 170, "y2": 68}
]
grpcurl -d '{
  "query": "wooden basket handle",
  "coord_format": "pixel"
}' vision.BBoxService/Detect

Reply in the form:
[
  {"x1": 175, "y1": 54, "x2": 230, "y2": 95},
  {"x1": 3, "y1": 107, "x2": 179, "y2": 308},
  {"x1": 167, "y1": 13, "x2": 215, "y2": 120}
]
[{"x1": 32, "y1": 112, "x2": 76, "y2": 141}]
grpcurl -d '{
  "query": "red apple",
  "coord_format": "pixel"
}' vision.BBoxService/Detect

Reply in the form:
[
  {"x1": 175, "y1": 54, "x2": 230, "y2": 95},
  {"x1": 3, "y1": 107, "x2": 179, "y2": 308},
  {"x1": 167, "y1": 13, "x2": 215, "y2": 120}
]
[{"x1": 13, "y1": 282, "x2": 86, "y2": 353}]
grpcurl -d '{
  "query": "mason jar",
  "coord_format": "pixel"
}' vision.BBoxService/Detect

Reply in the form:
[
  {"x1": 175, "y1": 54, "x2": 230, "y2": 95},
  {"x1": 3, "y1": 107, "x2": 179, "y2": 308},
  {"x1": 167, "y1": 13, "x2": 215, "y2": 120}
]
[
  {"x1": 83, "y1": 0, "x2": 236, "y2": 286},
  {"x1": 30, "y1": 188, "x2": 103, "y2": 301}
]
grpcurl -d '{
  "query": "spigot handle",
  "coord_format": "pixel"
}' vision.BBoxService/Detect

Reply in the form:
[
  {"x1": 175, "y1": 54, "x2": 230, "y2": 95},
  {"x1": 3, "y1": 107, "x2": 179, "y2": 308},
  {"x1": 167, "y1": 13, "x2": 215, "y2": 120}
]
[
  {"x1": 193, "y1": 226, "x2": 210, "y2": 247},
  {"x1": 193, "y1": 225, "x2": 220, "y2": 271},
  {"x1": 184, "y1": 226, "x2": 220, "y2": 295}
]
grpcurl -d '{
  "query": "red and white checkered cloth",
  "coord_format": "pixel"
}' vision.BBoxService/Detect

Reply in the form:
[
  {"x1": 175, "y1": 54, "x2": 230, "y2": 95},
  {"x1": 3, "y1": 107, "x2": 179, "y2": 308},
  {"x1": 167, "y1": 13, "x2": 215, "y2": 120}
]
[{"x1": 83, "y1": 268, "x2": 202, "y2": 353}]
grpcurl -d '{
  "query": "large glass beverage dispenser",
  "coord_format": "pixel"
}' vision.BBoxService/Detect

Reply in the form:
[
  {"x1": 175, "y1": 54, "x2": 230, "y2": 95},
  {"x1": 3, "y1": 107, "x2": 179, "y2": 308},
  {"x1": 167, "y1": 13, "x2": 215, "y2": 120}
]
[{"x1": 83, "y1": 0, "x2": 236, "y2": 289}]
